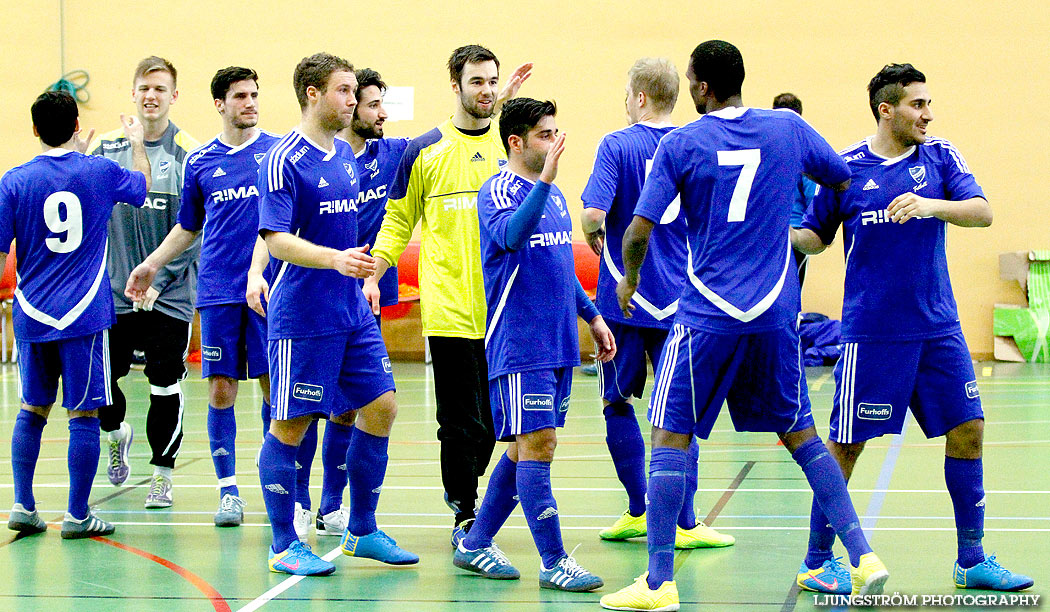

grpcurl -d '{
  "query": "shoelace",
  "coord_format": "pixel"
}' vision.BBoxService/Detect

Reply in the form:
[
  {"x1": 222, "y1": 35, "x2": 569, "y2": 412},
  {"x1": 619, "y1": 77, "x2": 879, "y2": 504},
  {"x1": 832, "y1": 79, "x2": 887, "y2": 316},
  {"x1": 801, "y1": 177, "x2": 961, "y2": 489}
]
[
  {"x1": 148, "y1": 475, "x2": 167, "y2": 496},
  {"x1": 982, "y1": 555, "x2": 1006, "y2": 575},
  {"x1": 485, "y1": 544, "x2": 513, "y2": 566},
  {"x1": 219, "y1": 496, "x2": 243, "y2": 512},
  {"x1": 558, "y1": 545, "x2": 589, "y2": 578},
  {"x1": 108, "y1": 439, "x2": 122, "y2": 469}
]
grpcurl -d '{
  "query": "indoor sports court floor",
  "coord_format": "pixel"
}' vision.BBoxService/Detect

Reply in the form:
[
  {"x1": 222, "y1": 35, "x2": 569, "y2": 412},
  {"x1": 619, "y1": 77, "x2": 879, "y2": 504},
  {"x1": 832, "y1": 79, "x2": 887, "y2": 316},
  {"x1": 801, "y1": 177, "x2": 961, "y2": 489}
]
[{"x1": 0, "y1": 360, "x2": 1046, "y2": 611}]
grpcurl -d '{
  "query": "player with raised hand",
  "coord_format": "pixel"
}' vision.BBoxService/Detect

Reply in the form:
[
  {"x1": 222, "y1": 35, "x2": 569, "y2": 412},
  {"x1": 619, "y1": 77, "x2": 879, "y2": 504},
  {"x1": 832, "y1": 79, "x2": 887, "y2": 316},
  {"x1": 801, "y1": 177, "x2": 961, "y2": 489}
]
[
  {"x1": 3, "y1": 91, "x2": 150, "y2": 539},
  {"x1": 601, "y1": 41, "x2": 886, "y2": 611},
  {"x1": 366, "y1": 46, "x2": 533, "y2": 544},
  {"x1": 453, "y1": 98, "x2": 614, "y2": 592},
  {"x1": 126, "y1": 66, "x2": 279, "y2": 528},
  {"x1": 91, "y1": 56, "x2": 200, "y2": 509},
  {"x1": 255, "y1": 52, "x2": 416, "y2": 577},
  {"x1": 791, "y1": 63, "x2": 1032, "y2": 593},
  {"x1": 580, "y1": 57, "x2": 733, "y2": 550}
]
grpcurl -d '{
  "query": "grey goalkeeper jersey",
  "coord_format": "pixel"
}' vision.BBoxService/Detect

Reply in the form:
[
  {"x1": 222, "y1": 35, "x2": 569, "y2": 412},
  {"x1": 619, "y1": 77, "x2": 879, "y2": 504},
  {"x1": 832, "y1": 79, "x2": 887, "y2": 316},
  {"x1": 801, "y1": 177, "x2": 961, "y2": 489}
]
[{"x1": 92, "y1": 122, "x2": 201, "y2": 322}]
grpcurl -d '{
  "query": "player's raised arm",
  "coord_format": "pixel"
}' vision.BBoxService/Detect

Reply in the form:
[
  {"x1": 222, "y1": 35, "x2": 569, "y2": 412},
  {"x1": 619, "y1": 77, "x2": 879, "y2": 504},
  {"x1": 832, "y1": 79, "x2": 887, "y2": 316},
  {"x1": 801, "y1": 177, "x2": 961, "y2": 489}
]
[
  {"x1": 125, "y1": 224, "x2": 199, "y2": 302},
  {"x1": 493, "y1": 62, "x2": 533, "y2": 114},
  {"x1": 121, "y1": 114, "x2": 152, "y2": 190}
]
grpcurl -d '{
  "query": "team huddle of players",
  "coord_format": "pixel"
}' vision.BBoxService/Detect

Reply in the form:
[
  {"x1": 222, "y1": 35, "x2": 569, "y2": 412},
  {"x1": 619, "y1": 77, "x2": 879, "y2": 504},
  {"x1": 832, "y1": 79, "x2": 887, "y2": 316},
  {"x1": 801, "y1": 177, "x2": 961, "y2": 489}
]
[{"x1": 1, "y1": 39, "x2": 1034, "y2": 611}]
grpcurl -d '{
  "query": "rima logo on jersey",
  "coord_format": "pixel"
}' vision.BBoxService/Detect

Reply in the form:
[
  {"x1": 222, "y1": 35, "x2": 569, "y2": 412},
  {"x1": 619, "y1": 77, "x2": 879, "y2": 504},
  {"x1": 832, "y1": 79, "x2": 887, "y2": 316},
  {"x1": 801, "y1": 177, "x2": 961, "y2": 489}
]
[
  {"x1": 529, "y1": 230, "x2": 572, "y2": 248},
  {"x1": 909, "y1": 165, "x2": 927, "y2": 191},
  {"x1": 522, "y1": 394, "x2": 554, "y2": 411},
  {"x1": 292, "y1": 383, "x2": 324, "y2": 402},
  {"x1": 857, "y1": 403, "x2": 892, "y2": 420},
  {"x1": 443, "y1": 195, "x2": 476, "y2": 211},
  {"x1": 861, "y1": 209, "x2": 891, "y2": 225},
  {"x1": 319, "y1": 199, "x2": 358, "y2": 214},
  {"x1": 212, "y1": 186, "x2": 259, "y2": 202}
]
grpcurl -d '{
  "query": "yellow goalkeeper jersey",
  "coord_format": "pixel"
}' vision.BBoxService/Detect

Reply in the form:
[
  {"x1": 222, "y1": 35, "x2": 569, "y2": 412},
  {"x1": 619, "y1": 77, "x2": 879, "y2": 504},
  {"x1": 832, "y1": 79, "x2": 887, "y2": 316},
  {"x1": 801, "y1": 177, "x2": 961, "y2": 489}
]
[{"x1": 372, "y1": 118, "x2": 507, "y2": 338}]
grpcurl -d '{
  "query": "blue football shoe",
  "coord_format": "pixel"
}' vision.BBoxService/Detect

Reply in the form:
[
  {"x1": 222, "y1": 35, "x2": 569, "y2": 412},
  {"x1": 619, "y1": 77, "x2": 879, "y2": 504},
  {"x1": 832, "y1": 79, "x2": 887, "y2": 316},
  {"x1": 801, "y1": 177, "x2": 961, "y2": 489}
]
[
  {"x1": 341, "y1": 528, "x2": 419, "y2": 565},
  {"x1": 954, "y1": 555, "x2": 1033, "y2": 591}
]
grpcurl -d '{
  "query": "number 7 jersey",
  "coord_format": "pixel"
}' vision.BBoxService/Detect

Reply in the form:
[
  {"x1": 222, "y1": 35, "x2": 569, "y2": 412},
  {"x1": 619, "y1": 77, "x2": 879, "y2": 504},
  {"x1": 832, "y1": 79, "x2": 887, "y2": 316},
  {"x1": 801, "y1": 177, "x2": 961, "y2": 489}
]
[
  {"x1": 0, "y1": 149, "x2": 147, "y2": 342},
  {"x1": 634, "y1": 107, "x2": 850, "y2": 333}
]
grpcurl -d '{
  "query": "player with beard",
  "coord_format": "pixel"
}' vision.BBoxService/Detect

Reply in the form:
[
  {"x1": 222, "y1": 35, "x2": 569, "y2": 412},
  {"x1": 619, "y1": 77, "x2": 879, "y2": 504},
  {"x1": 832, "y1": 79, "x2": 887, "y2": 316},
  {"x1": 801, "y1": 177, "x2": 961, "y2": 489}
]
[
  {"x1": 126, "y1": 67, "x2": 278, "y2": 527},
  {"x1": 365, "y1": 45, "x2": 532, "y2": 545}
]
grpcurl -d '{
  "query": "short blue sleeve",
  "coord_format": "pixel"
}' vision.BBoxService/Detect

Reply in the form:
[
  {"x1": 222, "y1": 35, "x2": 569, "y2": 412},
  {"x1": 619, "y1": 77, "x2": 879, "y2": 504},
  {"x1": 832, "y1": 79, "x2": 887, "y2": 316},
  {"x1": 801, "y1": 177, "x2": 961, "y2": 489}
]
[
  {"x1": 177, "y1": 161, "x2": 206, "y2": 230},
  {"x1": 478, "y1": 177, "x2": 518, "y2": 251},
  {"x1": 793, "y1": 115, "x2": 851, "y2": 187},
  {"x1": 800, "y1": 184, "x2": 841, "y2": 246},
  {"x1": 107, "y1": 159, "x2": 148, "y2": 209},
  {"x1": 634, "y1": 137, "x2": 679, "y2": 223},
  {"x1": 0, "y1": 176, "x2": 14, "y2": 251},
  {"x1": 258, "y1": 163, "x2": 295, "y2": 235},
  {"x1": 933, "y1": 141, "x2": 985, "y2": 202},
  {"x1": 581, "y1": 135, "x2": 619, "y2": 212}
]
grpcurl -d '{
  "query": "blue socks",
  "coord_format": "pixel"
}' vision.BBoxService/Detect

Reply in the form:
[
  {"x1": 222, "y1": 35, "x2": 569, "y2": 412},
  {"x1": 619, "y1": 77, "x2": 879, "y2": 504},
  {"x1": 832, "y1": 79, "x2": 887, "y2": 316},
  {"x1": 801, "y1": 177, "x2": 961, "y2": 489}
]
[
  {"x1": 207, "y1": 405, "x2": 238, "y2": 498},
  {"x1": 67, "y1": 416, "x2": 101, "y2": 520},
  {"x1": 319, "y1": 422, "x2": 353, "y2": 515},
  {"x1": 945, "y1": 456, "x2": 985, "y2": 568},
  {"x1": 805, "y1": 496, "x2": 838, "y2": 569},
  {"x1": 793, "y1": 436, "x2": 870, "y2": 566},
  {"x1": 295, "y1": 419, "x2": 318, "y2": 510},
  {"x1": 259, "y1": 432, "x2": 299, "y2": 552},
  {"x1": 647, "y1": 447, "x2": 686, "y2": 590},
  {"x1": 346, "y1": 427, "x2": 389, "y2": 536},
  {"x1": 603, "y1": 402, "x2": 648, "y2": 517},
  {"x1": 517, "y1": 460, "x2": 566, "y2": 569},
  {"x1": 678, "y1": 438, "x2": 700, "y2": 529},
  {"x1": 463, "y1": 452, "x2": 518, "y2": 550},
  {"x1": 11, "y1": 410, "x2": 46, "y2": 512}
]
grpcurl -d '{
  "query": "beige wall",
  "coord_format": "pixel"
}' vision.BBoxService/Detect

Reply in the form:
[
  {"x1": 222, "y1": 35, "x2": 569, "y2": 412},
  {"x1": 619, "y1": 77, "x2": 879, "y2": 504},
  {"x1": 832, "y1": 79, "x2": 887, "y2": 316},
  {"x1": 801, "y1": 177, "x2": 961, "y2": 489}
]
[{"x1": 2, "y1": 1, "x2": 1047, "y2": 355}]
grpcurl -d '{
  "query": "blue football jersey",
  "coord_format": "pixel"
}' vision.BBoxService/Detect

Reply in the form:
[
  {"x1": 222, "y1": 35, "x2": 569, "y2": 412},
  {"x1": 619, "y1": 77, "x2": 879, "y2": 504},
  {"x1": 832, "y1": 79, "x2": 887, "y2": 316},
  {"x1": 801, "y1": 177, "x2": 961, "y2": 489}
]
[
  {"x1": 257, "y1": 130, "x2": 372, "y2": 339},
  {"x1": 582, "y1": 122, "x2": 685, "y2": 329},
  {"x1": 802, "y1": 137, "x2": 985, "y2": 341},
  {"x1": 180, "y1": 130, "x2": 280, "y2": 308},
  {"x1": 353, "y1": 137, "x2": 409, "y2": 307},
  {"x1": 479, "y1": 170, "x2": 581, "y2": 377},
  {"x1": 635, "y1": 107, "x2": 850, "y2": 333},
  {"x1": 0, "y1": 149, "x2": 147, "y2": 341}
]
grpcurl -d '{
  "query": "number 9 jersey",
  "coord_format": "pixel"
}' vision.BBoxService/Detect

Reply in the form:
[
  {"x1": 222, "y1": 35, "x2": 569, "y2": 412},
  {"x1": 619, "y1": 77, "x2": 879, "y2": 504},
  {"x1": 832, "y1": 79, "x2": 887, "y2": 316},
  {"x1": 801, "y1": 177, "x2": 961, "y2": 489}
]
[
  {"x1": 635, "y1": 108, "x2": 850, "y2": 333},
  {"x1": 0, "y1": 149, "x2": 147, "y2": 342}
]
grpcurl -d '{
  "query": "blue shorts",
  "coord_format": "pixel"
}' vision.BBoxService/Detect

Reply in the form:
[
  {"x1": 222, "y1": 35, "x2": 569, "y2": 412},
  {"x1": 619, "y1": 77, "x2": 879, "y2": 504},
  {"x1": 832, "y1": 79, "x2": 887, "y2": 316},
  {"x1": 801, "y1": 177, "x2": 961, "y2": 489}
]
[
  {"x1": 18, "y1": 330, "x2": 112, "y2": 411},
  {"x1": 199, "y1": 304, "x2": 268, "y2": 380},
  {"x1": 829, "y1": 332, "x2": 983, "y2": 443},
  {"x1": 648, "y1": 323, "x2": 814, "y2": 439},
  {"x1": 596, "y1": 321, "x2": 669, "y2": 404},
  {"x1": 490, "y1": 368, "x2": 572, "y2": 441},
  {"x1": 269, "y1": 319, "x2": 395, "y2": 421}
]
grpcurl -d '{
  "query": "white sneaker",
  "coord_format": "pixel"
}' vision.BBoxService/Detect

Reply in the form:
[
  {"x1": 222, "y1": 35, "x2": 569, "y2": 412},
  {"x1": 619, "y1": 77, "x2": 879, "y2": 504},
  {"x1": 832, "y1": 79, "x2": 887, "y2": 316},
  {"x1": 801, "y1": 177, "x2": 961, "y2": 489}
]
[
  {"x1": 315, "y1": 505, "x2": 349, "y2": 536},
  {"x1": 293, "y1": 502, "x2": 311, "y2": 543}
]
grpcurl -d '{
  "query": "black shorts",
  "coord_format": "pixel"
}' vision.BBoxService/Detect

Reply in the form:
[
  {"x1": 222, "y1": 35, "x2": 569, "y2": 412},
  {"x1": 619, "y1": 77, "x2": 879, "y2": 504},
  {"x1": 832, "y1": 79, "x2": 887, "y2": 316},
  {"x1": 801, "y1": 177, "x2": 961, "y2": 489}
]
[{"x1": 109, "y1": 310, "x2": 191, "y2": 386}]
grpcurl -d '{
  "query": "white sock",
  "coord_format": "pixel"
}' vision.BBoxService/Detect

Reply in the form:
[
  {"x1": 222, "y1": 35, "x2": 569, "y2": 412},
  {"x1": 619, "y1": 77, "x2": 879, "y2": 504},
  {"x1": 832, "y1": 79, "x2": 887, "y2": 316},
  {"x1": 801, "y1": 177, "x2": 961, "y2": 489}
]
[{"x1": 153, "y1": 466, "x2": 173, "y2": 479}]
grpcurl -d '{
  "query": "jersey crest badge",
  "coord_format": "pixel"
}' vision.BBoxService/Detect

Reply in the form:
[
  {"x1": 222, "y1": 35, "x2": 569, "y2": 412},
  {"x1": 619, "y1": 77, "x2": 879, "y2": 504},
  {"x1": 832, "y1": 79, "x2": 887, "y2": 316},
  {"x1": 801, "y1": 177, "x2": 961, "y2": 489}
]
[
  {"x1": 909, "y1": 165, "x2": 926, "y2": 184},
  {"x1": 254, "y1": 153, "x2": 265, "y2": 164},
  {"x1": 364, "y1": 159, "x2": 379, "y2": 178}
]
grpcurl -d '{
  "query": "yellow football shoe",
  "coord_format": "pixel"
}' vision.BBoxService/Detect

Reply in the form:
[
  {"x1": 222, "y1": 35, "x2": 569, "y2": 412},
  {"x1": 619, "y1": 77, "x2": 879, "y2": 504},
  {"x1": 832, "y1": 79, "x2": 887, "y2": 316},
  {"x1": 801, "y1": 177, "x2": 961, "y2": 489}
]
[{"x1": 600, "y1": 573, "x2": 679, "y2": 611}]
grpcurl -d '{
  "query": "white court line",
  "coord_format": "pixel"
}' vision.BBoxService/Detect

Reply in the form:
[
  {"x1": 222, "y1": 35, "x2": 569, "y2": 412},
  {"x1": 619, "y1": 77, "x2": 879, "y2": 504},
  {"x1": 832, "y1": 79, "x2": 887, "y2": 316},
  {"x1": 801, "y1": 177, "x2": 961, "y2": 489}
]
[
  {"x1": 19, "y1": 520, "x2": 1050, "y2": 534},
  {"x1": 236, "y1": 544, "x2": 343, "y2": 612},
  {"x1": 12, "y1": 482, "x2": 1050, "y2": 494}
]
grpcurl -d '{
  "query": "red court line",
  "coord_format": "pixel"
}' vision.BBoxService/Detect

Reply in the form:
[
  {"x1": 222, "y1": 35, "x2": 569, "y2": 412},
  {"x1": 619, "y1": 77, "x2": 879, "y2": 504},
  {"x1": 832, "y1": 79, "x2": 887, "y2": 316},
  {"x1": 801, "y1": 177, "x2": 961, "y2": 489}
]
[{"x1": 90, "y1": 536, "x2": 231, "y2": 612}]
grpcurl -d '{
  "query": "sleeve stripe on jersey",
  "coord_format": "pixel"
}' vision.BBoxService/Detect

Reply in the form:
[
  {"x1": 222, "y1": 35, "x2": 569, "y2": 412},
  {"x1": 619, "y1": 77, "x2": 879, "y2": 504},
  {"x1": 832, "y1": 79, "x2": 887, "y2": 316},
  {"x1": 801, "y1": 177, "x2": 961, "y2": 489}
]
[
  {"x1": 268, "y1": 133, "x2": 302, "y2": 192},
  {"x1": 923, "y1": 137, "x2": 972, "y2": 175},
  {"x1": 489, "y1": 171, "x2": 515, "y2": 210},
  {"x1": 837, "y1": 139, "x2": 868, "y2": 157},
  {"x1": 484, "y1": 263, "x2": 520, "y2": 347}
]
